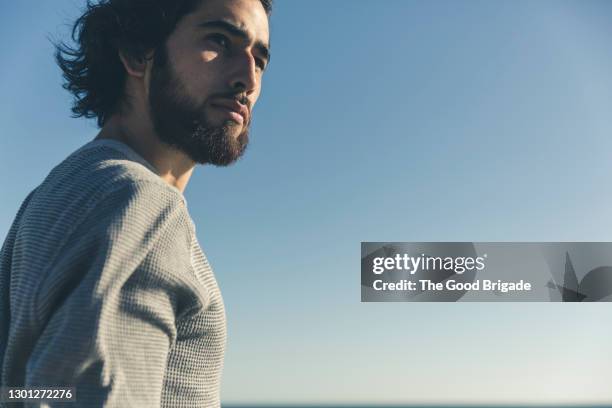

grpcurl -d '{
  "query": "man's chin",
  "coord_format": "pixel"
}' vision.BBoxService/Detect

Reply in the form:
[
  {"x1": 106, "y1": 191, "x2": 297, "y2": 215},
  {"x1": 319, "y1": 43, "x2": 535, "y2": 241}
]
[
  {"x1": 196, "y1": 128, "x2": 249, "y2": 166},
  {"x1": 152, "y1": 113, "x2": 249, "y2": 166}
]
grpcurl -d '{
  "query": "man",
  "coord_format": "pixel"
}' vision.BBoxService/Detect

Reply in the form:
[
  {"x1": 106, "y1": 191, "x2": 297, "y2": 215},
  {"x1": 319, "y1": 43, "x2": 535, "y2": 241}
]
[{"x1": 0, "y1": 0, "x2": 271, "y2": 406}]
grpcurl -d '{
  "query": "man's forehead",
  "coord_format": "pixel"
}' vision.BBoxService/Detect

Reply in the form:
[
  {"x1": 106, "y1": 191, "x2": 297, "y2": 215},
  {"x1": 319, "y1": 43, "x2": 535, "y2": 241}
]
[{"x1": 189, "y1": 0, "x2": 269, "y2": 45}]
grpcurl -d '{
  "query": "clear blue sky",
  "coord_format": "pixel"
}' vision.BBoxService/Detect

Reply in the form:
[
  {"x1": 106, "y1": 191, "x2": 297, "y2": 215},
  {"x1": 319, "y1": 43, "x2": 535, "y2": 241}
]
[{"x1": 2, "y1": 0, "x2": 612, "y2": 405}]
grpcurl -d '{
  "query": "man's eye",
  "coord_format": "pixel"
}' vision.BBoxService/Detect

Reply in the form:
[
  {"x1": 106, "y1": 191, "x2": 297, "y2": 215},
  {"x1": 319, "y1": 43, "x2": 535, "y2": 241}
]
[
  {"x1": 206, "y1": 34, "x2": 229, "y2": 48},
  {"x1": 255, "y1": 58, "x2": 266, "y2": 71}
]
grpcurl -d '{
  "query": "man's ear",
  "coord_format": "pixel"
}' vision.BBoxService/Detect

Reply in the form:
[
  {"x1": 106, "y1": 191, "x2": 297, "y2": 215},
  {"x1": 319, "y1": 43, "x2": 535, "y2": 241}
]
[{"x1": 118, "y1": 50, "x2": 153, "y2": 78}]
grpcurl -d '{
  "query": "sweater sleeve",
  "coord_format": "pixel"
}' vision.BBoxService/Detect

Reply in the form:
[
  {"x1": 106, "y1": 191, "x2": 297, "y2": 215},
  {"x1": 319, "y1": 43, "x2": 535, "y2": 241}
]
[{"x1": 23, "y1": 180, "x2": 200, "y2": 407}]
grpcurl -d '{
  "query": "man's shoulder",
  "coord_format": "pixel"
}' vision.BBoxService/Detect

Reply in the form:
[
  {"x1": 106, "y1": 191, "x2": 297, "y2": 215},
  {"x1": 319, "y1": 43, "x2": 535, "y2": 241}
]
[
  {"x1": 5, "y1": 140, "x2": 197, "y2": 297},
  {"x1": 34, "y1": 139, "x2": 183, "y2": 207},
  {"x1": 48, "y1": 139, "x2": 175, "y2": 194},
  {"x1": 22, "y1": 139, "x2": 191, "y2": 241}
]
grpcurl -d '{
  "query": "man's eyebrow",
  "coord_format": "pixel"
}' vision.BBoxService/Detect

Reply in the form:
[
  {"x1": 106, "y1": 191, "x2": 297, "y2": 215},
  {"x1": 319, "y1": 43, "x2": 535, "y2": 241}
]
[{"x1": 198, "y1": 19, "x2": 271, "y2": 62}]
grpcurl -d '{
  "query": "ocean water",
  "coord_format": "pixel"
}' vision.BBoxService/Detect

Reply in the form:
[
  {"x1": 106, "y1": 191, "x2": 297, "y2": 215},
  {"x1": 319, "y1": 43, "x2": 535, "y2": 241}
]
[{"x1": 224, "y1": 405, "x2": 612, "y2": 408}]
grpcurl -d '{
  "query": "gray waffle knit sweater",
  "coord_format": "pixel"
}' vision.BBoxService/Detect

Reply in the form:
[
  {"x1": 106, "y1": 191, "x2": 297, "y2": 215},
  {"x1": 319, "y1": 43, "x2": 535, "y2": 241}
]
[{"x1": 0, "y1": 139, "x2": 226, "y2": 407}]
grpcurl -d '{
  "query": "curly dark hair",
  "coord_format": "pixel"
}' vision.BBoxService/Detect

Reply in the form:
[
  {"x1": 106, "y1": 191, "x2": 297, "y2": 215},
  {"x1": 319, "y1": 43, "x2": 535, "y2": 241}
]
[{"x1": 55, "y1": 0, "x2": 272, "y2": 127}]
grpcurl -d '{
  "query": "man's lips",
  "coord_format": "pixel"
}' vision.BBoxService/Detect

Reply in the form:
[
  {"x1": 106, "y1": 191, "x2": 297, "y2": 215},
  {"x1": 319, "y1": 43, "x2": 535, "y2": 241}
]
[{"x1": 209, "y1": 98, "x2": 249, "y2": 125}]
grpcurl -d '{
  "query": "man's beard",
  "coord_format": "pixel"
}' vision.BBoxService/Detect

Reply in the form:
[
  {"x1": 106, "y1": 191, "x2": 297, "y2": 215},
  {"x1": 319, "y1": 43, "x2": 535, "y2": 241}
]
[{"x1": 148, "y1": 46, "x2": 249, "y2": 166}]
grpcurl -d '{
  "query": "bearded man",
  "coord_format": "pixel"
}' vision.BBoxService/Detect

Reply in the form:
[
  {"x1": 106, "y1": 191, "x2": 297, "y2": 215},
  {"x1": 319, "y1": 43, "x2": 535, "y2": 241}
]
[{"x1": 0, "y1": 0, "x2": 271, "y2": 406}]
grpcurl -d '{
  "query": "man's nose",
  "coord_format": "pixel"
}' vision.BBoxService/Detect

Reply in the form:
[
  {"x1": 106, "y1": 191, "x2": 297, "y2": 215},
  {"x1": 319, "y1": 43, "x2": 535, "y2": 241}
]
[{"x1": 229, "y1": 53, "x2": 258, "y2": 95}]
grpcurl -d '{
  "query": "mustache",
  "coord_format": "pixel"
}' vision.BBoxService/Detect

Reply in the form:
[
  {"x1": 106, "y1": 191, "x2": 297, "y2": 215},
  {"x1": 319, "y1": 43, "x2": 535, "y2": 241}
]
[{"x1": 209, "y1": 91, "x2": 250, "y2": 108}]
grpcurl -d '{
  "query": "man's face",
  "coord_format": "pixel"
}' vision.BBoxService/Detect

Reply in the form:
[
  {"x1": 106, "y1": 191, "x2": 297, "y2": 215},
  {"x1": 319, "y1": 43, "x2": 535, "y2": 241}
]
[{"x1": 148, "y1": 0, "x2": 270, "y2": 165}]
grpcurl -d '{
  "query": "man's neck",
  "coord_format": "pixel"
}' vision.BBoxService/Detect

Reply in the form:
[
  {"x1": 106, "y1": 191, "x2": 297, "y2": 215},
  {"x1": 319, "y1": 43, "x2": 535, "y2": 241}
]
[{"x1": 95, "y1": 115, "x2": 196, "y2": 194}]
